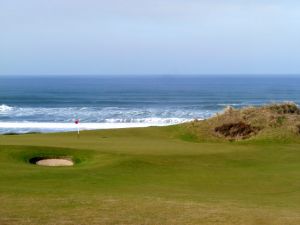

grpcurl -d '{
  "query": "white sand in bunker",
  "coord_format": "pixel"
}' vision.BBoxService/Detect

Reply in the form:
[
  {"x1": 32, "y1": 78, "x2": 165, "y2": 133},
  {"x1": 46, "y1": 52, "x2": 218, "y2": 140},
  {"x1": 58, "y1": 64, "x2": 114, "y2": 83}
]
[{"x1": 36, "y1": 159, "x2": 74, "y2": 167}]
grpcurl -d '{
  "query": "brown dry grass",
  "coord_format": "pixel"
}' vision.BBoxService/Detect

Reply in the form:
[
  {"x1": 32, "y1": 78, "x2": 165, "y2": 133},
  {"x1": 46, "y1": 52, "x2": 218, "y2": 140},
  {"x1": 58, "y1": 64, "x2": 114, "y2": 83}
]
[{"x1": 183, "y1": 102, "x2": 300, "y2": 142}]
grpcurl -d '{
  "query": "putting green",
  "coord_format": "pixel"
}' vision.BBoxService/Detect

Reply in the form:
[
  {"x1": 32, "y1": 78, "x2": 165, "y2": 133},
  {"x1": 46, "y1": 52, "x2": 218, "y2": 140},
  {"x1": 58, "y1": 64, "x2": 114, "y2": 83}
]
[{"x1": 0, "y1": 126, "x2": 300, "y2": 224}]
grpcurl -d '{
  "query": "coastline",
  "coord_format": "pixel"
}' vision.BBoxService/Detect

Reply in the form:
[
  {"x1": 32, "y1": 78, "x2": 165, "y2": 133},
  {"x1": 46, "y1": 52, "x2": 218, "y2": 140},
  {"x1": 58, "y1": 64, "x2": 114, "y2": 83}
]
[{"x1": 0, "y1": 120, "x2": 194, "y2": 134}]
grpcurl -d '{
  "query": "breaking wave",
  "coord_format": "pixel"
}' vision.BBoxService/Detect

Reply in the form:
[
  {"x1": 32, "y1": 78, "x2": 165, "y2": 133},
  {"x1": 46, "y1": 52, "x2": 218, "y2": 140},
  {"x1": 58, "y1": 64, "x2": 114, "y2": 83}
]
[
  {"x1": 0, "y1": 104, "x2": 13, "y2": 113},
  {"x1": 0, "y1": 105, "x2": 216, "y2": 134},
  {"x1": 0, "y1": 106, "x2": 215, "y2": 122}
]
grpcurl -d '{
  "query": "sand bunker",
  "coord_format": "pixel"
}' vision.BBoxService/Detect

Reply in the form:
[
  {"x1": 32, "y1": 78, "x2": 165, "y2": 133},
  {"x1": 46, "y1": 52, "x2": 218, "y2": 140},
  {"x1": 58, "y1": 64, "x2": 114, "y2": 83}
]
[{"x1": 35, "y1": 158, "x2": 74, "y2": 167}]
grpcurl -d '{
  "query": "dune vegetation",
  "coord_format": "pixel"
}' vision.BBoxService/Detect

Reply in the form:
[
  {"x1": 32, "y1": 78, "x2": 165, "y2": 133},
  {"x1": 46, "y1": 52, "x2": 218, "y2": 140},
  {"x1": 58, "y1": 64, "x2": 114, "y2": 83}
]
[{"x1": 0, "y1": 103, "x2": 300, "y2": 225}]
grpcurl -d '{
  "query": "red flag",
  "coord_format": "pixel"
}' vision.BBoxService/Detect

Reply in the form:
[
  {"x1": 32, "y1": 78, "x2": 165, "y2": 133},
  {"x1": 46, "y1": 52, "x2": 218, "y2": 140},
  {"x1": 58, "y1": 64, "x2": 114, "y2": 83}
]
[{"x1": 75, "y1": 119, "x2": 80, "y2": 124}]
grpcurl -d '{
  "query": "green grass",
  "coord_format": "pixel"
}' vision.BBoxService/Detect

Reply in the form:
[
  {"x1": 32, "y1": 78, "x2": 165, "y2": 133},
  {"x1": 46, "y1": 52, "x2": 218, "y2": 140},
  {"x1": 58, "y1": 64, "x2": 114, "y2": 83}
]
[{"x1": 0, "y1": 125, "x2": 300, "y2": 224}]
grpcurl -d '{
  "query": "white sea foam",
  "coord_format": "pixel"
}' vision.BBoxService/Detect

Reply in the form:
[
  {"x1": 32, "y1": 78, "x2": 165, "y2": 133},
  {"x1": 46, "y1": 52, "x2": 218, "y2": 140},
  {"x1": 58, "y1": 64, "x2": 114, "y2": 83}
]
[
  {"x1": 0, "y1": 105, "x2": 214, "y2": 134},
  {"x1": 0, "y1": 120, "x2": 195, "y2": 134},
  {"x1": 0, "y1": 106, "x2": 214, "y2": 122},
  {"x1": 217, "y1": 103, "x2": 241, "y2": 106},
  {"x1": 0, "y1": 105, "x2": 13, "y2": 113},
  {"x1": 104, "y1": 117, "x2": 191, "y2": 124}
]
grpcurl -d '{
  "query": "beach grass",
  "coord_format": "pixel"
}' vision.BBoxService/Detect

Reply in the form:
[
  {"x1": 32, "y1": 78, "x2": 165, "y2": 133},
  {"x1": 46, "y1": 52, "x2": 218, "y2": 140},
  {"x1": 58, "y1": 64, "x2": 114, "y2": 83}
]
[{"x1": 0, "y1": 122, "x2": 300, "y2": 225}]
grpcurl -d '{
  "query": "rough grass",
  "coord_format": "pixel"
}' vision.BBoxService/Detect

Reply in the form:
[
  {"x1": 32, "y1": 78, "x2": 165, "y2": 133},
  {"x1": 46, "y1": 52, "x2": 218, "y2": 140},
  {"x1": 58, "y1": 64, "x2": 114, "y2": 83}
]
[
  {"x1": 215, "y1": 122, "x2": 260, "y2": 140},
  {"x1": 184, "y1": 102, "x2": 300, "y2": 142},
  {"x1": 0, "y1": 103, "x2": 300, "y2": 224}
]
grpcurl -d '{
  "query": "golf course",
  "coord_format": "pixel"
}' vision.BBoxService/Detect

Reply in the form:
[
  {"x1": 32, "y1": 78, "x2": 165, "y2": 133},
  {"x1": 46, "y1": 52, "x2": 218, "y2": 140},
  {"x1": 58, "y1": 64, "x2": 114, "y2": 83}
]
[{"x1": 1, "y1": 104, "x2": 300, "y2": 225}]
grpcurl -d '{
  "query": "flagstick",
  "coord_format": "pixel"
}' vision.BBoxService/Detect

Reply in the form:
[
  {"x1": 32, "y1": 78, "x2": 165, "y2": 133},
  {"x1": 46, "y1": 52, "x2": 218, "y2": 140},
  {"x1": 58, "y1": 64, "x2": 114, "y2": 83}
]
[
  {"x1": 75, "y1": 119, "x2": 80, "y2": 139},
  {"x1": 77, "y1": 125, "x2": 80, "y2": 139}
]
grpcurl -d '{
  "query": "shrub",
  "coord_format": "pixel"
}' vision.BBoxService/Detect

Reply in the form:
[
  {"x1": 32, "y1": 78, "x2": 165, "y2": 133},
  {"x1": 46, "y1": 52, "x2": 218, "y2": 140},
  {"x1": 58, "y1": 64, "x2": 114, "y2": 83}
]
[
  {"x1": 267, "y1": 103, "x2": 300, "y2": 114},
  {"x1": 215, "y1": 122, "x2": 259, "y2": 139}
]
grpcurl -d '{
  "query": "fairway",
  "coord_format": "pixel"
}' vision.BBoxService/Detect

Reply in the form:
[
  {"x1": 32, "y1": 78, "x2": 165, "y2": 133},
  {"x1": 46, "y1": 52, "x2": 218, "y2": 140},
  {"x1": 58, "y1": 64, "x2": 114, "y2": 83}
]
[{"x1": 0, "y1": 126, "x2": 300, "y2": 225}]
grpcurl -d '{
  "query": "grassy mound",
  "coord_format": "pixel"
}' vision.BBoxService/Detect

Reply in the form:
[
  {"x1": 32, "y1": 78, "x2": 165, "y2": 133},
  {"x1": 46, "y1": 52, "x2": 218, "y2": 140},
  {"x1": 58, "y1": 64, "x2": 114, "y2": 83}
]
[{"x1": 183, "y1": 102, "x2": 300, "y2": 142}]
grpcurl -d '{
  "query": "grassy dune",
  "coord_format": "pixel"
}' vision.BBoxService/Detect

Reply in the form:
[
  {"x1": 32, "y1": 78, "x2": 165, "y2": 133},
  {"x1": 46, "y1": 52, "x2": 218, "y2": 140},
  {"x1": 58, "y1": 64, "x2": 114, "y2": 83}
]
[{"x1": 1, "y1": 104, "x2": 300, "y2": 224}]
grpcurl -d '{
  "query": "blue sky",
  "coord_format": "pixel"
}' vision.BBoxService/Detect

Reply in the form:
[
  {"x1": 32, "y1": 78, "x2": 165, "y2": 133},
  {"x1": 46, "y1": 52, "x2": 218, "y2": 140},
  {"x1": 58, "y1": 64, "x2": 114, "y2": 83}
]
[{"x1": 1, "y1": 0, "x2": 300, "y2": 75}]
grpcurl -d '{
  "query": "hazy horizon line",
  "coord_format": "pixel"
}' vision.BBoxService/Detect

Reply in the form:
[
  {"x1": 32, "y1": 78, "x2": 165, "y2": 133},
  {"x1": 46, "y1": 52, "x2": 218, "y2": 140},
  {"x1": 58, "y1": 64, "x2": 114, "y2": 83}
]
[{"x1": 1, "y1": 74, "x2": 300, "y2": 78}]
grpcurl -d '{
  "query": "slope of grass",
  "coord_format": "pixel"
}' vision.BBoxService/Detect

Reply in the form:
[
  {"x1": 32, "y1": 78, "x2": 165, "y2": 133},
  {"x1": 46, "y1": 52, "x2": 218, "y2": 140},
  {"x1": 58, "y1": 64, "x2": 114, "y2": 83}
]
[
  {"x1": 0, "y1": 104, "x2": 300, "y2": 224},
  {"x1": 0, "y1": 128, "x2": 299, "y2": 224}
]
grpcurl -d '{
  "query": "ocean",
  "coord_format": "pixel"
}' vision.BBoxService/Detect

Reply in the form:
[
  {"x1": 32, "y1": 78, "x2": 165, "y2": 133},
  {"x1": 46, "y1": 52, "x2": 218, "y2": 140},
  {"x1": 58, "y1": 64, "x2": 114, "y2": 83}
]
[{"x1": 0, "y1": 75, "x2": 299, "y2": 134}]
